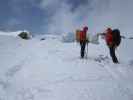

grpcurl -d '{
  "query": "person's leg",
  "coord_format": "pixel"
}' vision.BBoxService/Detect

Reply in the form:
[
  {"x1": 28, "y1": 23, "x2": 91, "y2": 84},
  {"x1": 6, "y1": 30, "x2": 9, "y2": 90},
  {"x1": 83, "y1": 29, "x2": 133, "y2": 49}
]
[
  {"x1": 80, "y1": 41, "x2": 86, "y2": 58},
  {"x1": 109, "y1": 47, "x2": 118, "y2": 63},
  {"x1": 80, "y1": 42, "x2": 83, "y2": 58},
  {"x1": 82, "y1": 42, "x2": 86, "y2": 58}
]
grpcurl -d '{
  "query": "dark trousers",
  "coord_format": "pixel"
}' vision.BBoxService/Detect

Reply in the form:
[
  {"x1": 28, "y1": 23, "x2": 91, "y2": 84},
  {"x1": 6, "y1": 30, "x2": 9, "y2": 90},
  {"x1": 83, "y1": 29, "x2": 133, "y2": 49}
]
[
  {"x1": 109, "y1": 46, "x2": 118, "y2": 63},
  {"x1": 80, "y1": 41, "x2": 86, "y2": 58}
]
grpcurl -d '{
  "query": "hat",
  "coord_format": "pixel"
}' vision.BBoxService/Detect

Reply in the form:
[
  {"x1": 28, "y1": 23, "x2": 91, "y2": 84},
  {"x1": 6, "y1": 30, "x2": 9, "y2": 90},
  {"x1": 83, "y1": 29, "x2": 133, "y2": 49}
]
[{"x1": 83, "y1": 26, "x2": 88, "y2": 31}]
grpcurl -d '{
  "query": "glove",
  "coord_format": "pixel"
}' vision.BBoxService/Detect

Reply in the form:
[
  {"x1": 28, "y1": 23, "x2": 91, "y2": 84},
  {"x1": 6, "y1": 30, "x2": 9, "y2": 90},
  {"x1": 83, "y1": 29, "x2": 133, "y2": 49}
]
[{"x1": 86, "y1": 38, "x2": 90, "y2": 43}]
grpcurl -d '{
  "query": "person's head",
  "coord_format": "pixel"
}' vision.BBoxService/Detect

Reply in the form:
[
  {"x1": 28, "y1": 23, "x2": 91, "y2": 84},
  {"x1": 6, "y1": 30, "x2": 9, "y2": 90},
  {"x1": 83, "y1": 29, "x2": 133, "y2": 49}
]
[
  {"x1": 106, "y1": 28, "x2": 112, "y2": 33},
  {"x1": 83, "y1": 26, "x2": 88, "y2": 32}
]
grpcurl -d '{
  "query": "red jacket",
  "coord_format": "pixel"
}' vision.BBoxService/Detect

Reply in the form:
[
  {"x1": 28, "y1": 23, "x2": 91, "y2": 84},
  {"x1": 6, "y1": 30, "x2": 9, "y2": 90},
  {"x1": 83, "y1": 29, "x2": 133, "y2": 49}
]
[{"x1": 105, "y1": 30, "x2": 113, "y2": 46}]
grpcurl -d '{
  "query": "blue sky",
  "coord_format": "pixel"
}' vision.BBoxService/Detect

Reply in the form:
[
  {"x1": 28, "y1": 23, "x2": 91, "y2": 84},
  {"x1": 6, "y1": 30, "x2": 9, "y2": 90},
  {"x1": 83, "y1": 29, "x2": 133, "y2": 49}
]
[
  {"x1": 0, "y1": 0, "x2": 133, "y2": 34},
  {"x1": 0, "y1": 0, "x2": 46, "y2": 33}
]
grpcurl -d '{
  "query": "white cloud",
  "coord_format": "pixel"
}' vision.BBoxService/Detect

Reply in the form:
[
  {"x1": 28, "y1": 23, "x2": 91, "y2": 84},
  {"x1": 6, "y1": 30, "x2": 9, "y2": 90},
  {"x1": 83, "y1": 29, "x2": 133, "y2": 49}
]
[
  {"x1": 40, "y1": 0, "x2": 91, "y2": 33},
  {"x1": 40, "y1": 0, "x2": 133, "y2": 34},
  {"x1": 46, "y1": 3, "x2": 79, "y2": 34}
]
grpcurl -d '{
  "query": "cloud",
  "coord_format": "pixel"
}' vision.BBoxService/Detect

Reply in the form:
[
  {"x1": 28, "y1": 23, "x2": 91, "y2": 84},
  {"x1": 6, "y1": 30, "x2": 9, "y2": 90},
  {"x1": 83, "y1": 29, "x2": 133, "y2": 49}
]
[
  {"x1": 4, "y1": 0, "x2": 133, "y2": 34},
  {"x1": 40, "y1": 0, "x2": 58, "y2": 8},
  {"x1": 45, "y1": 2, "x2": 80, "y2": 34},
  {"x1": 40, "y1": 0, "x2": 110, "y2": 34},
  {"x1": 40, "y1": 0, "x2": 88, "y2": 33},
  {"x1": 40, "y1": 0, "x2": 133, "y2": 34},
  {"x1": 90, "y1": 0, "x2": 133, "y2": 34}
]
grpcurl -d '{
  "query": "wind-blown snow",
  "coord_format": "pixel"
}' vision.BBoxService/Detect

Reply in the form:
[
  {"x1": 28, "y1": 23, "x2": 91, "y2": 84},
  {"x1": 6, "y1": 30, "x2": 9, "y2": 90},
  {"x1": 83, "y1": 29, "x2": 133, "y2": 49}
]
[{"x1": 0, "y1": 33, "x2": 133, "y2": 100}]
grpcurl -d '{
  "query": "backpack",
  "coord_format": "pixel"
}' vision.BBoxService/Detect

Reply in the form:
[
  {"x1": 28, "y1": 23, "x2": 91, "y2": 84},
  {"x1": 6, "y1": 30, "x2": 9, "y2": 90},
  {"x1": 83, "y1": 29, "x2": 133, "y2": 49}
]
[
  {"x1": 75, "y1": 30, "x2": 86, "y2": 42},
  {"x1": 75, "y1": 30, "x2": 81, "y2": 42},
  {"x1": 112, "y1": 29, "x2": 121, "y2": 46}
]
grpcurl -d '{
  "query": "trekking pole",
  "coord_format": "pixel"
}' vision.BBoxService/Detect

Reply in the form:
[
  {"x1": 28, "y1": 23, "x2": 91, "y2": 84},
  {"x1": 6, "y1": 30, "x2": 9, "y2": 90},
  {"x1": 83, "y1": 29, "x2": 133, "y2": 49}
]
[
  {"x1": 87, "y1": 42, "x2": 88, "y2": 58},
  {"x1": 86, "y1": 41, "x2": 88, "y2": 59},
  {"x1": 121, "y1": 35, "x2": 133, "y2": 40}
]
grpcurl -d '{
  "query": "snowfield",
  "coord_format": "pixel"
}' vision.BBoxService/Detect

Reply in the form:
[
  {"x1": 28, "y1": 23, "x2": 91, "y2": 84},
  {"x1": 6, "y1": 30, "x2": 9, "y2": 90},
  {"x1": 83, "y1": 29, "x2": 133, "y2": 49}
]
[{"x1": 0, "y1": 33, "x2": 133, "y2": 100}]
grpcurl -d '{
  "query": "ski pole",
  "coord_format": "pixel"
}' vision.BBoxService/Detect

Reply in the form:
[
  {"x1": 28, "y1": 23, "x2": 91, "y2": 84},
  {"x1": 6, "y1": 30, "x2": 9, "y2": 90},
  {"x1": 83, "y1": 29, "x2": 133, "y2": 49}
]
[
  {"x1": 87, "y1": 42, "x2": 88, "y2": 58},
  {"x1": 85, "y1": 41, "x2": 88, "y2": 59}
]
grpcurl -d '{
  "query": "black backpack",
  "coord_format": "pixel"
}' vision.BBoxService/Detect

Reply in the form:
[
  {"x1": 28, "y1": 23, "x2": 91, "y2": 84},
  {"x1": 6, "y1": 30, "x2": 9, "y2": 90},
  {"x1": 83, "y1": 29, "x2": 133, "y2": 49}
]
[{"x1": 112, "y1": 29, "x2": 121, "y2": 46}]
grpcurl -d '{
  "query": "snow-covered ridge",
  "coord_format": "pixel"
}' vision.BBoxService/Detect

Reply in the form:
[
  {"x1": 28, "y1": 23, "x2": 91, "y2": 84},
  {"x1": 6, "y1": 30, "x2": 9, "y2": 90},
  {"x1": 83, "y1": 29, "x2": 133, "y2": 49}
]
[{"x1": 0, "y1": 30, "x2": 29, "y2": 37}]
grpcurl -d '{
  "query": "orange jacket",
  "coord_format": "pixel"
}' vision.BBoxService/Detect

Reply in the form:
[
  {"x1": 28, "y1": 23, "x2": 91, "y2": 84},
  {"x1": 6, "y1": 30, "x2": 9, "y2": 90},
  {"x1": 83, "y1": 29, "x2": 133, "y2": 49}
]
[
  {"x1": 80, "y1": 30, "x2": 87, "y2": 42},
  {"x1": 80, "y1": 26, "x2": 88, "y2": 42}
]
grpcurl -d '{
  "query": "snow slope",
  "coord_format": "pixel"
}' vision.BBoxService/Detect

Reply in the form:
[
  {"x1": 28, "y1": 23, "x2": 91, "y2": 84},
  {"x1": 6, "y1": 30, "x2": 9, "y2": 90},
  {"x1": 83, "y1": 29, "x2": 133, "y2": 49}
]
[
  {"x1": 0, "y1": 31, "x2": 23, "y2": 36},
  {"x1": 0, "y1": 34, "x2": 133, "y2": 100}
]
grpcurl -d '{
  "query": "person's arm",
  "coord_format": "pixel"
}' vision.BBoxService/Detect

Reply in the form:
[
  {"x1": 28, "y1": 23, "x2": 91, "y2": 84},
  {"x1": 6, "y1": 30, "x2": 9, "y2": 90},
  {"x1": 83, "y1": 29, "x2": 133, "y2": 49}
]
[{"x1": 98, "y1": 33, "x2": 106, "y2": 36}]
